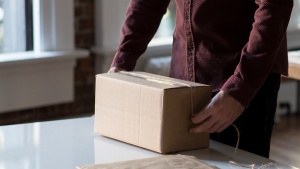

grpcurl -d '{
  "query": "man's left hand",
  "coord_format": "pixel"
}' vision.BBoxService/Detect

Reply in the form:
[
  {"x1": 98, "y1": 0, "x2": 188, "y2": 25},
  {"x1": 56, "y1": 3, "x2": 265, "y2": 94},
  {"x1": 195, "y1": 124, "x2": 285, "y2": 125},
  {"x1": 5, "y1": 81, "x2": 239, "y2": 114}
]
[{"x1": 190, "y1": 90, "x2": 245, "y2": 133}]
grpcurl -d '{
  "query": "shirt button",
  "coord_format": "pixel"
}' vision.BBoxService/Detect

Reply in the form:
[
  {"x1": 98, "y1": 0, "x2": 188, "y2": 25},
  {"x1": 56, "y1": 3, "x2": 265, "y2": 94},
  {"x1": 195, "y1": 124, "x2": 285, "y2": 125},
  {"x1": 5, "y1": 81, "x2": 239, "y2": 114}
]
[
  {"x1": 188, "y1": 44, "x2": 194, "y2": 51},
  {"x1": 184, "y1": 14, "x2": 189, "y2": 20}
]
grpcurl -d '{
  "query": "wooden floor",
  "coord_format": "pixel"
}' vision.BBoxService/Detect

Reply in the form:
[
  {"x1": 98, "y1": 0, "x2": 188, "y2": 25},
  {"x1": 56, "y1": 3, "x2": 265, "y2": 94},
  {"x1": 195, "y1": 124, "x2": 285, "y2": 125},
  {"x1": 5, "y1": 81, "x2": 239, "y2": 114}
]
[{"x1": 270, "y1": 114, "x2": 300, "y2": 168}]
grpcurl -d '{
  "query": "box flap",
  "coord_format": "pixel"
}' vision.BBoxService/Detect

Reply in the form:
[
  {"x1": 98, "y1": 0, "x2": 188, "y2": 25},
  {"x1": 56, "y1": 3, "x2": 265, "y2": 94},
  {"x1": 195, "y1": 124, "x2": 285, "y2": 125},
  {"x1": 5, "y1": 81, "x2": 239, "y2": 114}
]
[{"x1": 96, "y1": 72, "x2": 209, "y2": 90}]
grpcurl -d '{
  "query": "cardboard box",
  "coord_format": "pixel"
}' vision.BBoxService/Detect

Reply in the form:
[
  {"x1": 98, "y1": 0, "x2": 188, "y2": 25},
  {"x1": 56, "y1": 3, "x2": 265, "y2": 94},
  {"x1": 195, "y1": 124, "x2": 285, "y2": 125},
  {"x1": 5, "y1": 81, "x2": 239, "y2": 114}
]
[{"x1": 94, "y1": 72, "x2": 211, "y2": 153}]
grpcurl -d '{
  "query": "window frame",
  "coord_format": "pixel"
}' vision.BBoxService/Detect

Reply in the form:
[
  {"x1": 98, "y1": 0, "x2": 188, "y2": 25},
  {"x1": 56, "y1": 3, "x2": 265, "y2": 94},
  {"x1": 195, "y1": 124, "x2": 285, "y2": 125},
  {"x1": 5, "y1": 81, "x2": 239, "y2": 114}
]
[
  {"x1": 25, "y1": 0, "x2": 34, "y2": 51},
  {"x1": 0, "y1": 0, "x2": 88, "y2": 113},
  {"x1": 33, "y1": 0, "x2": 75, "y2": 52}
]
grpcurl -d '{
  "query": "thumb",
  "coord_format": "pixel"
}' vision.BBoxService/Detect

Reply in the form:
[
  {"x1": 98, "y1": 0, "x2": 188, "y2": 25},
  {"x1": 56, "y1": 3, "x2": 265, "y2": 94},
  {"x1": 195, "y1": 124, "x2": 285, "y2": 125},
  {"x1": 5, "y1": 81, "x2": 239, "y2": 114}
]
[{"x1": 108, "y1": 67, "x2": 125, "y2": 73}]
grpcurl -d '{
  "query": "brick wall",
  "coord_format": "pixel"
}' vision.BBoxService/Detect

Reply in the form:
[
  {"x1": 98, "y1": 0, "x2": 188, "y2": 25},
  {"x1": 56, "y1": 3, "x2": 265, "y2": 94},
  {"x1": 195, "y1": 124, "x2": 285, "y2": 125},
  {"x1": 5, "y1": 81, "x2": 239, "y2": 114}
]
[{"x1": 0, "y1": 0, "x2": 96, "y2": 125}]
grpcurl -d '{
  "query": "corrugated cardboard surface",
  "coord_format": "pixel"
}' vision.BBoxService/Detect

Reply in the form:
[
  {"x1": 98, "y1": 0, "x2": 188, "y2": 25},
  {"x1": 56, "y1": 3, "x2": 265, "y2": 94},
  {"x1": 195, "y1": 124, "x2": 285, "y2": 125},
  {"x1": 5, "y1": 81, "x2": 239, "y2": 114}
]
[{"x1": 95, "y1": 72, "x2": 211, "y2": 153}]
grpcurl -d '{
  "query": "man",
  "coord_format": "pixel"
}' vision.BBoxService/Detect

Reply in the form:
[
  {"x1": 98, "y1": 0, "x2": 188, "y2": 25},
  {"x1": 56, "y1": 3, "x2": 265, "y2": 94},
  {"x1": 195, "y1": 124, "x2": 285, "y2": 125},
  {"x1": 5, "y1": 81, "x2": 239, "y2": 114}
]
[{"x1": 109, "y1": 0, "x2": 293, "y2": 158}]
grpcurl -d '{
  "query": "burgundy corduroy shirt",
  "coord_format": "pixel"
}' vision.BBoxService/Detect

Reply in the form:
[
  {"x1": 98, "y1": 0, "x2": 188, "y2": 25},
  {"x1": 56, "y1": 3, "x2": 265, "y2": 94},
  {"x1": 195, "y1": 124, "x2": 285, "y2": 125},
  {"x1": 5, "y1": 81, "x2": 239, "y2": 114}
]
[{"x1": 111, "y1": 0, "x2": 293, "y2": 107}]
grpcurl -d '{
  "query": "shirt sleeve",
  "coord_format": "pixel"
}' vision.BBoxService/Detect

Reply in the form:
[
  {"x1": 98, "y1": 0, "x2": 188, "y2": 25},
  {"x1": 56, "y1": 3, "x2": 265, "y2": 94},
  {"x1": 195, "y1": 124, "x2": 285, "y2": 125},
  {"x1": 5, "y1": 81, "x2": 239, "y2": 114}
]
[
  {"x1": 111, "y1": 0, "x2": 171, "y2": 71},
  {"x1": 221, "y1": 0, "x2": 293, "y2": 107}
]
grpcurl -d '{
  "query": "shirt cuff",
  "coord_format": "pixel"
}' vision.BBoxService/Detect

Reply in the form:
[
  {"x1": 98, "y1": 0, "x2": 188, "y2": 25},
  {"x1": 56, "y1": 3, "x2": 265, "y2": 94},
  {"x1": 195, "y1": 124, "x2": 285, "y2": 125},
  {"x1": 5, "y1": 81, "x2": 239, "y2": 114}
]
[
  {"x1": 111, "y1": 51, "x2": 140, "y2": 71},
  {"x1": 221, "y1": 75, "x2": 257, "y2": 108}
]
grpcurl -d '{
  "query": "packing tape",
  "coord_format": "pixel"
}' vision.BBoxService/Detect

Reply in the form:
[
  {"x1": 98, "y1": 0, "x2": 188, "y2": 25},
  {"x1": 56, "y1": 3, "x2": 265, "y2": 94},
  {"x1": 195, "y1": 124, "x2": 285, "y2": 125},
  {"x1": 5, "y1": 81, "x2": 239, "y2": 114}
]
[
  {"x1": 119, "y1": 71, "x2": 196, "y2": 115},
  {"x1": 119, "y1": 71, "x2": 192, "y2": 87}
]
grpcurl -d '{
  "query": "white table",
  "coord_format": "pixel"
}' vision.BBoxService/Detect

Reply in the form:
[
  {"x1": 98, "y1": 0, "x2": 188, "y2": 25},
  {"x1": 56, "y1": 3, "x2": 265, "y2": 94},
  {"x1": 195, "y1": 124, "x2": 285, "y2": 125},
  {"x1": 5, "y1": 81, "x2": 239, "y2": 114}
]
[{"x1": 0, "y1": 117, "x2": 296, "y2": 169}]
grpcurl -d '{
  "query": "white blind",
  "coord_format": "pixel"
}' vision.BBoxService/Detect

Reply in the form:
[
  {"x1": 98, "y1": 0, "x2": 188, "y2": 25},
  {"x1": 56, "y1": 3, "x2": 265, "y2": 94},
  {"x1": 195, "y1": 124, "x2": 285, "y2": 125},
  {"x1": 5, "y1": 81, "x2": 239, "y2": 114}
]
[{"x1": 2, "y1": 0, "x2": 26, "y2": 53}]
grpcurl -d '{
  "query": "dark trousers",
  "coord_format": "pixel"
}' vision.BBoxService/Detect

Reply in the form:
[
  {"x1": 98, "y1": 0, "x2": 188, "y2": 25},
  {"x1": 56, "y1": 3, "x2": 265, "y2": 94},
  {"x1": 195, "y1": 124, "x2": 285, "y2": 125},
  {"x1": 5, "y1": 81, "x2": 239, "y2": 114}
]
[{"x1": 211, "y1": 73, "x2": 281, "y2": 158}]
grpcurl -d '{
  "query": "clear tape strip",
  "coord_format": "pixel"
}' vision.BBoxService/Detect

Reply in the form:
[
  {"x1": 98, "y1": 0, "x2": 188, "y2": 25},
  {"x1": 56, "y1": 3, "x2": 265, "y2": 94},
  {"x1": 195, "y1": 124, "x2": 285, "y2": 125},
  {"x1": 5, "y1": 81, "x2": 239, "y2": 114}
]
[{"x1": 119, "y1": 71, "x2": 195, "y2": 115}]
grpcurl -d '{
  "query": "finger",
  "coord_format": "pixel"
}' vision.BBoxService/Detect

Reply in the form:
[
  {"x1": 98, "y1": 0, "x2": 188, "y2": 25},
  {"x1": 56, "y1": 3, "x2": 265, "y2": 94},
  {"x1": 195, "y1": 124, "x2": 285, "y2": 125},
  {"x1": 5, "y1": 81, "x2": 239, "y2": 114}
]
[
  {"x1": 190, "y1": 116, "x2": 216, "y2": 133},
  {"x1": 206, "y1": 121, "x2": 227, "y2": 133},
  {"x1": 107, "y1": 67, "x2": 117, "y2": 73},
  {"x1": 108, "y1": 67, "x2": 125, "y2": 73},
  {"x1": 191, "y1": 107, "x2": 211, "y2": 124}
]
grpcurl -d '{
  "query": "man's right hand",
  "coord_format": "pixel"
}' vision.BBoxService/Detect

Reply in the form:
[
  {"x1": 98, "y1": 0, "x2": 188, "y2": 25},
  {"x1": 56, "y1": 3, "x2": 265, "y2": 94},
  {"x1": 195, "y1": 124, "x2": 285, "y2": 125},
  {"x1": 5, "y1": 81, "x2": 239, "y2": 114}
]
[{"x1": 108, "y1": 67, "x2": 125, "y2": 73}]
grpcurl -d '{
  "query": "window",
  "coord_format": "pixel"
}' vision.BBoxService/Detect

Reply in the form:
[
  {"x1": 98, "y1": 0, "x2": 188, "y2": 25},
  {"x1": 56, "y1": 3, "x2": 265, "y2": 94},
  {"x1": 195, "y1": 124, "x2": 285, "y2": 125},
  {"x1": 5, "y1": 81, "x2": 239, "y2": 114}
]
[
  {"x1": 150, "y1": 1, "x2": 176, "y2": 46},
  {"x1": 154, "y1": 1, "x2": 176, "y2": 39},
  {"x1": 0, "y1": 0, "x2": 85, "y2": 113},
  {"x1": 0, "y1": 0, "x2": 33, "y2": 53},
  {"x1": 0, "y1": 1, "x2": 4, "y2": 51},
  {"x1": 287, "y1": 0, "x2": 300, "y2": 50}
]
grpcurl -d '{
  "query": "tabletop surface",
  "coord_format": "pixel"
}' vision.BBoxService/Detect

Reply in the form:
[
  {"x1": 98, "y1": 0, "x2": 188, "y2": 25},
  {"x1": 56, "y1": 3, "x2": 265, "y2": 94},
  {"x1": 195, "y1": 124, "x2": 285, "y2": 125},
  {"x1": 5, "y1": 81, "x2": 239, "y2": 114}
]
[
  {"x1": 0, "y1": 117, "x2": 296, "y2": 169},
  {"x1": 288, "y1": 50, "x2": 300, "y2": 80}
]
